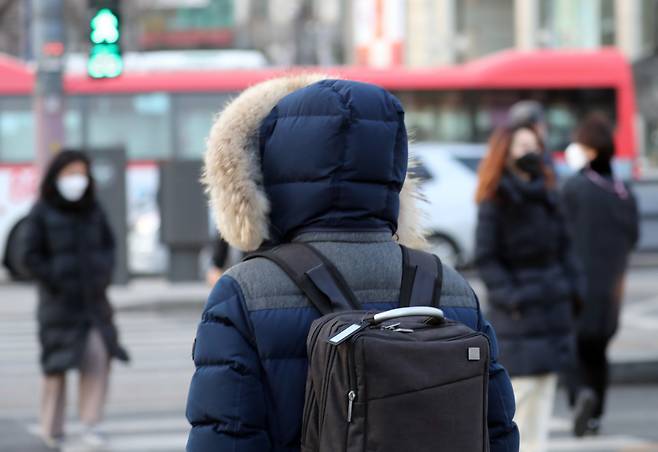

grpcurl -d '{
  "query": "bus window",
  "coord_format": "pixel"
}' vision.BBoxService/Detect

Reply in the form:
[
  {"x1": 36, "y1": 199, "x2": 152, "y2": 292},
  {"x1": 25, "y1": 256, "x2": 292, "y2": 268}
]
[
  {"x1": 87, "y1": 93, "x2": 172, "y2": 160},
  {"x1": 0, "y1": 97, "x2": 34, "y2": 162},
  {"x1": 545, "y1": 101, "x2": 577, "y2": 153},
  {"x1": 174, "y1": 93, "x2": 234, "y2": 159},
  {"x1": 395, "y1": 91, "x2": 472, "y2": 142},
  {"x1": 472, "y1": 90, "x2": 520, "y2": 141},
  {"x1": 436, "y1": 92, "x2": 471, "y2": 142},
  {"x1": 396, "y1": 91, "x2": 439, "y2": 141},
  {"x1": 0, "y1": 96, "x2": 87, "y2": 162},
  {"x1": 395, "y1": 88, "x2": 616, "y2": 153},
  {"x1": 542, "y1": 89, "x2": 615, "y2": 152}
]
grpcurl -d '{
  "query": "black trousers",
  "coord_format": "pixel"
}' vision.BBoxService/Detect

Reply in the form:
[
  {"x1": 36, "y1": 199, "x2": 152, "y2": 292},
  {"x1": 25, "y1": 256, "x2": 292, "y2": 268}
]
[{"x1": 574, "y1": 335, "x2": 610, "y2": 418}]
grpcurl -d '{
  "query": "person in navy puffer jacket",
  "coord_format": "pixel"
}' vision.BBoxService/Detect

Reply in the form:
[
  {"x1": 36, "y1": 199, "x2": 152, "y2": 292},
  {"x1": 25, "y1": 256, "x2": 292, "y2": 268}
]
[{"x1": 185, "y1": 75, "x2": 519, "y2": 452}]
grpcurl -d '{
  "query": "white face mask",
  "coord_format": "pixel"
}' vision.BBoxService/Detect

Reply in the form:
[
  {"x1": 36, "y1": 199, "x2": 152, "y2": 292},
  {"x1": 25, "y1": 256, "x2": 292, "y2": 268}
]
[
  {"x1": 565, "y1": 142, "x2": 589, "y2": 171},
  {"x1": 56, "y1": 174, "x2": 89, "y2": 202}
]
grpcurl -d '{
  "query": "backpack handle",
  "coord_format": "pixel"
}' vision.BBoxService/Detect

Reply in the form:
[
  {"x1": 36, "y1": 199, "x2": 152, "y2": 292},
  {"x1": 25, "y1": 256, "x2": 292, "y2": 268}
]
[{"x1": 370, "y1": 307, "x2": 445, "y2": 325}]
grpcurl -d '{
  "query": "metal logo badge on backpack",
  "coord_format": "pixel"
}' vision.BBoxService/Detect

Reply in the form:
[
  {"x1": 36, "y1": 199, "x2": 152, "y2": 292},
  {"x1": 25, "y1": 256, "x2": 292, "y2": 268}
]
[{"x1": 468, "y1": 347, "x2": 481, "y2": 361}]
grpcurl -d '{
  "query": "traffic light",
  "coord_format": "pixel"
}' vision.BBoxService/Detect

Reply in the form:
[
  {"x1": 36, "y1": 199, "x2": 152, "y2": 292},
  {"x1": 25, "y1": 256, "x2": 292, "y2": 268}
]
[{"x1": 88, "y1": 1, "x2": 122, "y2": 78}]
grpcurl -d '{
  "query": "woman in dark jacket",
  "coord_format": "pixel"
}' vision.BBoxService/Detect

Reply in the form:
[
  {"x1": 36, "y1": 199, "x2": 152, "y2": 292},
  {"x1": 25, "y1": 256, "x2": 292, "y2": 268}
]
[
  {"x1": 475, "y1": 124, "x2": 582, "y2": 452},
  {"x1": 562, "y1": 114, "x2": 639, "y2": 436},
  {"x1": 23, "y1": 150, "x2": 128, "y2": 448}
]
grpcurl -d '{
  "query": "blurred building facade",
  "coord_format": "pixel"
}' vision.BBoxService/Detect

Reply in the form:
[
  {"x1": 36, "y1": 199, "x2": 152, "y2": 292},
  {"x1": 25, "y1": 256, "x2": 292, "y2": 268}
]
[{"x1": 1, "y1": 0, "x2": 655, "y2": 66}]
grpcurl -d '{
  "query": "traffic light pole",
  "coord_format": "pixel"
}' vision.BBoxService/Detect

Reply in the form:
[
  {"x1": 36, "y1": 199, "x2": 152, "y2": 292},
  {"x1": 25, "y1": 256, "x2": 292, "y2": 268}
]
[{"x1": 32, "y1": 0, "x2": 65, "y2": 172}]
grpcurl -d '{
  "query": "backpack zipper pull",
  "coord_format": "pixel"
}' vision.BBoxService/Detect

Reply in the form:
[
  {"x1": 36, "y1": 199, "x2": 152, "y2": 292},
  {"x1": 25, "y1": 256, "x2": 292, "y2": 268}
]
[
  {"x1": 347, "y1": 390, "x2": 356, "y2": 422},
  {"x1": 393, "y1": 328, "x2": 415, "y2": 333}
]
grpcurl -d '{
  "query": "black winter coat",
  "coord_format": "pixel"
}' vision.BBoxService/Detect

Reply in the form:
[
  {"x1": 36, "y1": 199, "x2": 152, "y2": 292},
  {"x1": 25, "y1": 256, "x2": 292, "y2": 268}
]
[
  {"x1": 23, "y1": 200, "x2": 129, "y2": 375},
  {"x1": 562, "y1": 171, "x2": 639, "y2": 339},
  {"x1": 476, "y1": 173, "x2": 582, "y2": 376}
]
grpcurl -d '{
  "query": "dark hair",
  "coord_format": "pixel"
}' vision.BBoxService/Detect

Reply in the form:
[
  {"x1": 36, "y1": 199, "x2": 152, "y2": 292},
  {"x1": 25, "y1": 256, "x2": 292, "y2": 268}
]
[
  {"x1": 40, "y1": 149, "x2": 96, "y2": 211},
  {"x1": 574, "y1": 112, "x2": 615, "y2": 161},
  {"x1": 508, "y1": 100, "x2": 545, "y2": 129},
  {"x1": 475, "y1": 125, "x2": 555, "y2": 203}
]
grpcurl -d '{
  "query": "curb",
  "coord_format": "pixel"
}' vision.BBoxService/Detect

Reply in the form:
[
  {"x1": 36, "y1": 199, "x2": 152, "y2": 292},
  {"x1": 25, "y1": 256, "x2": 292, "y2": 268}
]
[
  {"x1": 610, "y1": 360, "x2": 658, "y2": 384},
  {"x1": 115, "y1": 298, "x2": 205, "y2": 313}
]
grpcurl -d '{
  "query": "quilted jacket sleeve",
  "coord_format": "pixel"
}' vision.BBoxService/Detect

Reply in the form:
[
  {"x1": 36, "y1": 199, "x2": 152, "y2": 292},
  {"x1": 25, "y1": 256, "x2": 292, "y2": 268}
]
[
  {"x1": 22, "y1": 204, "x2": 57, "y2": 290},
  {"x1": 186, "y1": 275, "x2": 272, "y2": 452},
  {"x1": 478, "y1": 311, "x2": 520, "y2": 452}
]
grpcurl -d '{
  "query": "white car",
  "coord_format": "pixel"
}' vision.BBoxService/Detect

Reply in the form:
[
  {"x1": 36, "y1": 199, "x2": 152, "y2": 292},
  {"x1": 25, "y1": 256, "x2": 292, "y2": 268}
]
[{"x1": 411, "y1": 143, "x2": 485, "y2": 268}]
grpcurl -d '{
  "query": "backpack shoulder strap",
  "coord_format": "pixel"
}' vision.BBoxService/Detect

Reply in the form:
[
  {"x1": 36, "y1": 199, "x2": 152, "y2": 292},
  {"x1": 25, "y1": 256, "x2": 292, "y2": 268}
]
[
  {"x1": 244, "y1": 243, "x2": 361, "y2": 315},
  {"x1": 399, "y1": 246, "x2": 443, "y2": 308}
]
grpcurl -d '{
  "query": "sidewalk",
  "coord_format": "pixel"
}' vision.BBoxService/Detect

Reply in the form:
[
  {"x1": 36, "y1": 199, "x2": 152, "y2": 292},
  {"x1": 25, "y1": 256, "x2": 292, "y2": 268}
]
[
  {"x1": 2, "y1": 268, "x2": 658, "y2": 384},
  {"x1": 109, "y1": 271, "x2": 658, "y2": 384},
  {"x1": 108, "y1": 278, "x2": 208, "y2": 312}
]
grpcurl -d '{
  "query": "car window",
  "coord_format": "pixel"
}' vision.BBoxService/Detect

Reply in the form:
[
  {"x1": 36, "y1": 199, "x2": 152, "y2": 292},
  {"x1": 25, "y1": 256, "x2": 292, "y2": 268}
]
[
  {"x1": 454, "y1": 157, "x2": 481, "y2": 173},
  {"x1": 409, "y1": 160, "x2": 434, "y2": 183}
]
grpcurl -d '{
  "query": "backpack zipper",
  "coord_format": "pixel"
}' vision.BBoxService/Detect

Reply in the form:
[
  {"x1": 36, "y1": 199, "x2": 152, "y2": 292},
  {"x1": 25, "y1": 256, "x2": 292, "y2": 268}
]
[
  {"x1": 342, "y1": 326, "x2": 482, "y2": 424},
  {"x1": 347, "y1": 390, "x2": 356, "y2": 422},
  {"x1": 346, "y1": 335, "x2": 359, "y2": 423}
]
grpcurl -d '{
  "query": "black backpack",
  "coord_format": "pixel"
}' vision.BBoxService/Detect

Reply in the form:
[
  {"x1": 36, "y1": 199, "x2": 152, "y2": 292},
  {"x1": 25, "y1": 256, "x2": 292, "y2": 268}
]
[{"x1": 247, "y1": 242, "x2": 490, "y2": 452}]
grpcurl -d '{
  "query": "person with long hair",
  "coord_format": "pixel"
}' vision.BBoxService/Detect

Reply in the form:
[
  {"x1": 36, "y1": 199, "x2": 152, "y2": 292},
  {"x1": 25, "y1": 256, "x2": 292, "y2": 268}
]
[
  {"x1": 22, "y1": 150, "x2": 129, "y2": 448},
  {"x1": 475, "y1": 125, "x2": 582, "y2": 452},
  {"x1": 563, "y1": 113, "x2": 639, "y2": 436}
]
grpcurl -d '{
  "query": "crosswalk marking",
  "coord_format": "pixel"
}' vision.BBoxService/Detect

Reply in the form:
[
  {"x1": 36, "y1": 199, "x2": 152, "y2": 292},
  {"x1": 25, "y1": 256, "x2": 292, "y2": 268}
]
[
  {"x1": 28, "y1": 419, "x2": 188, "y2": 452},
  {"x1": 78, "y1": 433, "x2": 187, "y2": 452},
  {"x1": 547, "y1": 417, "x2": 657, "y2": 451},
  {"x1": 4, "y1": 291, "x2": 657, "y2": 452},
  {"x1": 20, "y1": 414, "x2": 657, "y2": 452},
  {"x1": 548, "y1": 435, "x2": 655, "y2": 451}
]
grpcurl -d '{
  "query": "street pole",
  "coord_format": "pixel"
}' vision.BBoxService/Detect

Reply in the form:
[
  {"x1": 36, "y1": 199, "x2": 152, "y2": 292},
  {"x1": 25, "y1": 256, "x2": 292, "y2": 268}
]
[{"x1": 32, "y1": 0, "x2": 65, "y2": 172}]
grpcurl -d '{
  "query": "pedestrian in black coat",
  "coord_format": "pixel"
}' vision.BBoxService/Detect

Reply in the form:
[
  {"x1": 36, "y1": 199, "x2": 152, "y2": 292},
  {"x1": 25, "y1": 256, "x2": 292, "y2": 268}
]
[
  {"x1": 475, "y1": 125, "x2": 582, "y2": 452},
  {"x1": 23, "y1": 150, "x2": 128, "y2": 448},
  {"x1": 562, "y1": 113, "x2": 639, "y2": 436}
]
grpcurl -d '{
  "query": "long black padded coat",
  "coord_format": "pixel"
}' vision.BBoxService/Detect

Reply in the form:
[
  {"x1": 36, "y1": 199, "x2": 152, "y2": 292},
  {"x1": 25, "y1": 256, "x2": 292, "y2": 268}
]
[
  {"x1": 23, "y1": 199, "x2": 129, "y2": 375},
  {"x1": 476, "y1": 172, "x2": 583, "y2": 376},
  {"x1": 562, "y1": 171, "x2": 639, "y2": 339}
]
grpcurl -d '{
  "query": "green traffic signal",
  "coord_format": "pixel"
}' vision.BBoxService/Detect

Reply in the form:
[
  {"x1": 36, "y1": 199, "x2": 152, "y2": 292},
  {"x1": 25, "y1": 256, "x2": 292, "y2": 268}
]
[
  {"x1": 88, "y1": 7, "x2": 122, "y2": 78},
  {"x1": 90, "y1": 8, "x2": 119, "y2": 44},
  {"x1": 88, "y1": 45, "x2": 123, "y2": 78}
]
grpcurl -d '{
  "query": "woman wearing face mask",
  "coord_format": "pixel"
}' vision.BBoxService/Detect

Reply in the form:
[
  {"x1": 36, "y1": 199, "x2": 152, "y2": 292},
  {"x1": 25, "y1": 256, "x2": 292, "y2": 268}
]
[
  {"x1": 475, "y1": 125, "x2": 583, "y2": 452},
  {"x1": 563, "y1": 114, "x2": 639, "y2": 437},
  {"x1": 22, "y1": 150, "x2": 129, "y2": 448}
]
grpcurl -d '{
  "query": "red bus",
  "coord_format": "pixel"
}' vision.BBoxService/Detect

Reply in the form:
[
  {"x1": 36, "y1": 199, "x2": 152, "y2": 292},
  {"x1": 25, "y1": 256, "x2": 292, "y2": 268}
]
[
  {"x1": 0, "y1": 49, "x2": 637, "y2": 272},
  {"x1": 1, "y1": 48, "x2": 636, "y2": 164}
]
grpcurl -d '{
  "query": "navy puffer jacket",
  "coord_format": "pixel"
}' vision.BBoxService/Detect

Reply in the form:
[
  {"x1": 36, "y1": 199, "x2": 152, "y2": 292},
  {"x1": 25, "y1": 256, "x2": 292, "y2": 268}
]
[{"x1": 186, "y1": 76, "x2": 519, "y2": 452}]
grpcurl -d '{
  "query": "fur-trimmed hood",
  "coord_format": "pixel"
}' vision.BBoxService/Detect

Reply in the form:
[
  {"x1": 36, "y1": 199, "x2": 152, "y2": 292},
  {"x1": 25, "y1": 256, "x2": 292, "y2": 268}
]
[{"x1": 203, "y1": 75, "x2": 426, "y2": 252}]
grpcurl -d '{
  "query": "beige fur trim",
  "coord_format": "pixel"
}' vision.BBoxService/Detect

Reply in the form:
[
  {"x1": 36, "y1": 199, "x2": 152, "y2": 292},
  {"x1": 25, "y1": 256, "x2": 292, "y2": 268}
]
[
  {"x1": 202, "y1": 73, "x2": 329, "y2": 251},
  {"x1": 203, "y1": 74, "x2": 427, "y2": 251},
  {"x1": 397, "y1": 152, "x2": 429, "y2": 250}
]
